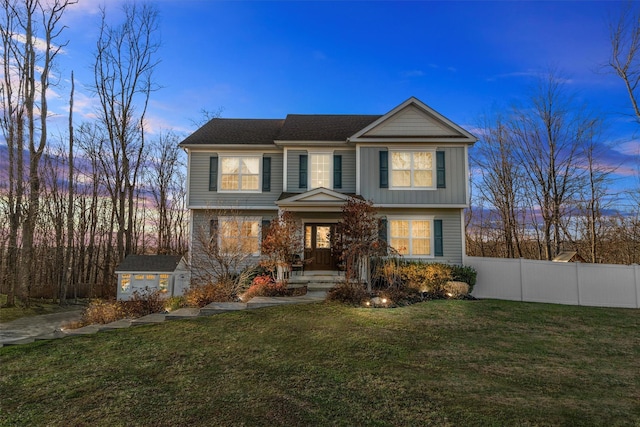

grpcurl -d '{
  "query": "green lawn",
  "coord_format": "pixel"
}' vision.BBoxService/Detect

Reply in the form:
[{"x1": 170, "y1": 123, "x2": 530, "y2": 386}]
[{"x1": 1, "y1": 300, "x2": 638, "y2": 426}]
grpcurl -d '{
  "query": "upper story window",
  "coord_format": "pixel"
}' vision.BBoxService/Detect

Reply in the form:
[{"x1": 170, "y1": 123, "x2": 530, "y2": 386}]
[
  {"x1": 310, "y1": 153, "x2": 331, "y2": 189},
  {"x1": 390, "y1": 150, "x2": 434, "y2": 189},
  {"x1": 220, "y1": 156, "x2": 260, "y2": 192}
]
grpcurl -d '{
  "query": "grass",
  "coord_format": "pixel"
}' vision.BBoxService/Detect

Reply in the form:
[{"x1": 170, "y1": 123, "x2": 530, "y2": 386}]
[
  {"x1": 0, "y1": 299, "x2": 639, "y2": 426},
  {"x1": 0, "y1": 294, "x2": 84, "y2": 323}
]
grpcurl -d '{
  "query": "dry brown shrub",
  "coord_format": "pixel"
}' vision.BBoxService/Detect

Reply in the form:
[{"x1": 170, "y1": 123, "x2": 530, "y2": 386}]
[
  {"x1": 443, "y1": 281, "x2": 470, "y2": 298},
  {"x1": 82, "y1": 299, "x2": 128, "y2": 325},
  {"x1": 184, "y1": 281, "x2": 236, "y2": 307}
]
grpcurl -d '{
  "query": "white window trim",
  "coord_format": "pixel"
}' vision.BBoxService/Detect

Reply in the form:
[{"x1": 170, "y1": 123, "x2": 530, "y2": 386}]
[
  {"x1": 217, "y1": 216, "x2": 262, "y2": 256},
  {"x1": 389, "y1": 149, "x2": 436, "y2": 191},
  {"x1": 387, "y1": 215, "x2": 435, "y2": 258},
  {"x1": 218, "y1": 155, "x2": 263, "y2": 194},
  {"x1": 308, "y1": 150, "x2": 334, "y2": 190}
]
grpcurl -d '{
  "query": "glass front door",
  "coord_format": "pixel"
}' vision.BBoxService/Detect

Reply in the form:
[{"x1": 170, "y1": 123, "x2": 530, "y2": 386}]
[{"x1": 304, "y1": 224, "x2": 336, "y2": 270}]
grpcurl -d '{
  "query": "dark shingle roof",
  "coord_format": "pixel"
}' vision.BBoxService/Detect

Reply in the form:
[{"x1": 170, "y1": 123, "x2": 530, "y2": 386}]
[
  {"x1": 277, "y1": 115, "x2": 381, "y2": 141},
  {"x1": 115, "y1": 255, "x2": 183, "y2": 273},
  {"x1": 179, "y1": 119, "x2": 284, "y2": 146},
  {"x1": 178, "y1": 114, "x2": 381, "y2": 146}
]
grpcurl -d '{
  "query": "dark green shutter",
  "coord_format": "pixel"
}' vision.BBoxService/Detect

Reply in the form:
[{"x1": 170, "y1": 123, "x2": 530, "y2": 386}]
[
  {"x1": 379, "y1": 150, "x2": 388, "y2": 188},
  {"x1": 209, "y1": 156, "x2": 218, "y2": 191},
  {"x1": 262, "y1": 157, "x2": 271, "y2": 192},
  {"x1": 436, "y1": 151, "x2": 445, "y2": 188},
  {"x1": 261, "y1": 219, "x2": 270, "y2": 244},
  {"x1": 299, "y1": 154, "x2": 308, "y2": 189},
  {"x1": 333, "y1": 155, "x2": 342, "y2": 189},
  {"x1": 378, "y1": 218, "x2": 388, "y2": 243},
  {"x1": 434, "y1": 219, "x2": 443, "y2": 256},
  {"x1": 210, "y1": 219, "x2": 219, "y2": 249}
]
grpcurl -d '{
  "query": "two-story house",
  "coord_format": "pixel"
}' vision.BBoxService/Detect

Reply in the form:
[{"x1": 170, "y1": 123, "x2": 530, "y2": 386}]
[{"x1": 179, "y1": 97, "x2": 477, "y2": 277}]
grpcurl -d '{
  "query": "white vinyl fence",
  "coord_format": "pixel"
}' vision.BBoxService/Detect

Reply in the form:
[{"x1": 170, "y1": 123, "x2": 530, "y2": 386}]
[{"x1": 466, "y1": 256, "x2": 640, "y2": 309}]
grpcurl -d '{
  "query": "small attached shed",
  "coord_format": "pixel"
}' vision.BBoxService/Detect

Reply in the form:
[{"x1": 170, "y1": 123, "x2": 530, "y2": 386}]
[
  {"x1": 116, "y1": 255, "x2": 190, "y2": 301},
  {"x1": 552, "y1": 251, "x2": 586, "y2": 263}
]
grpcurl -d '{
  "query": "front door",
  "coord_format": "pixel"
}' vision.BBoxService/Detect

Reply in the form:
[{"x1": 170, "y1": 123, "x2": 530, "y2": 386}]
[{"x1": 304, "y1": 224, "x2": 337, "y2": 270}]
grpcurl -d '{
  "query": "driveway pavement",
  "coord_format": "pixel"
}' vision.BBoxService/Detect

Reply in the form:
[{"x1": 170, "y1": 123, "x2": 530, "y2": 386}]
[{"x1": 0, "y1": 310, "x2": 84, "y2": 346}]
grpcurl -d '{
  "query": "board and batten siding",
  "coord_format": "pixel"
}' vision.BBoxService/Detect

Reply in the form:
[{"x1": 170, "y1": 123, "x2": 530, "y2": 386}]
[
  {"x1": 286, "y1": 149, "x2": 356, "y2": 193},
  {"x1": 360, "y1": 146, "x2": 467, "y2": 205},
  {"x1": 188, "y1": 151, "x2": 283, "y2": 207},
  {"x1": 380, "y1": 208, "x2": 464, "y2": 265},
  {"x1": 364, "y1": 104, "x2": 456, "y2": 137}
]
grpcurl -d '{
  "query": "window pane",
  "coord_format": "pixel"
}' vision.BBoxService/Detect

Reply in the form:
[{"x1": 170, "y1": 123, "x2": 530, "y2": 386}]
[
  {"x1": 242, "y1": 158, "x2": 260, "y2": 174},
  {"x1": 414, "y1": 152, "x2": 432, "y2": 170},
  {"x1": 221, "y1": 158, "x2": 238, "y2": 174},
  {"x1": 392, "y1": 170, "x2": 411, "y2": 187},
  {"x1": 412, "y1": 220, "x2": 430, "y2": 238},
  {"x1": 414, "y1": 171, "x2": 432, "y2": 187},
  {"x1": 392, "y1": 152, "x2": 411, "y2": 169},
  {"x1": 311, "y1": 154, "x2": 331, "y2": 189},
  {"x1": 316, "y1": 226, "x2": 331, "y2": 249},
  {"x1": 390, "y1": 220, "x2": 409, "y2": 237},
  {"x1": 221, "y1": 175, "x2": 238, "y2": 190},
  {"x1": 390, "y1": 238, "x2": 409, "y2": 255},
  {"x1": 242, "y1": 175, "x2": 259, "y2": 190},
  {"x1": 305, "y1": 226, "x2": 312, "y2": 249},
  {"x1": 413, "y1": 238, "x2": 430, "y2": 255}
]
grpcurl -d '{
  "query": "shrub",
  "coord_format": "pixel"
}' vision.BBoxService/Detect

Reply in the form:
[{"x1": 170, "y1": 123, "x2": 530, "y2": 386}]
[
  {"x1": 451, "y1": 265, "x2": 477, "y2": 292},
  {"x1": 164, "y1": 296, "x2": 185, "y2": 312},
  {"x1": 184, "y1": 281, "x2": 236, "y2": 307},
  {"x1": 81, "y1": 299, "x2": 127, "y2": 325},
  {"x1": 378, "y1": 286, "x2": 423, "y2": 307},
  {"x1": 399, "y1": 262, "x2": 453, "y2": 295},
  {"x1": 123, "y1": 289, "x2": 165, "y2": 317},
  {"x1": 241, "y1": 274, "x2": 304, "y2": 300},
  {"x1": 443, "y1": 281, "x2": 470, "y2": 298},
  {"x1": 326, "y1": 282, "x2": 369, "y2": 306}
]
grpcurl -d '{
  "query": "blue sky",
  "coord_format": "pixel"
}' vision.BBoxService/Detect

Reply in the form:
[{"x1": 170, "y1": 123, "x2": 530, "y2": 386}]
[{"x1": 42, "y1": 1, "x2": 640, "y2": 207}]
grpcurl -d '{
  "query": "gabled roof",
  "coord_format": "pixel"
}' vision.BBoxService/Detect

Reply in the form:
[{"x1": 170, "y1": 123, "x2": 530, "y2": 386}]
[
  {"x1": 276, "y1": 188, "x2": 361, "y2": 211},
  {"x1": 179, "y1": 118, "x2": 284, "y2": 146},
  {"x1": 115, "y1": 255, "x2": 184, "y2": 273},
  {"x1": 276, "y1": 114, "x2": 380, "y2": 141},
  {"x1": 349, "y1": 97, "x2": 477, "y2": 143},
  {"x1": 178, "y1": 97, "x2": 476, "y2": 147}
]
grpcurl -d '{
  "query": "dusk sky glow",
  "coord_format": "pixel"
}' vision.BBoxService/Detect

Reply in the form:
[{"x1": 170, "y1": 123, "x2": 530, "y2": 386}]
[{"x1": 20, "y1": 0, "x2": 640, "y2": 209}]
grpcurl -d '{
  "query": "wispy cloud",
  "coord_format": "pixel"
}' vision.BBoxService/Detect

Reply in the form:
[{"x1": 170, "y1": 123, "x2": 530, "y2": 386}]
[
  {"x1": 486, "y1": 70, "x2": 574, "y2": 84},
  {"x1": 313, "y1": 50, "x2": 327, "y2": 61},
  {"x1": 401, "y1": 70, "x2": 425, "y2": 78}
]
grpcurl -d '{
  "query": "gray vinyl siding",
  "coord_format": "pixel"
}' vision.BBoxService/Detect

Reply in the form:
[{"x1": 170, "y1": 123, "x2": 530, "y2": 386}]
[
  {"x1": 379, "y1": 208, "x2": 463, "y2": 265},
  {"x1": 188, "y1": 151, "x2": 282, "y2": 207},
  {"x1": 360, "y1": 146, "x2": 467, "y2": 205},
  {"x1": 286, "y1": 149, "x2": 356, "y2": 193}
]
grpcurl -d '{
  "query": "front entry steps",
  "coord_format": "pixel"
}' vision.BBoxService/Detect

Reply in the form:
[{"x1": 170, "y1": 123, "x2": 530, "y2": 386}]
[{"x1": 288, "y1": 270, "x2": 344, "y2": 292}]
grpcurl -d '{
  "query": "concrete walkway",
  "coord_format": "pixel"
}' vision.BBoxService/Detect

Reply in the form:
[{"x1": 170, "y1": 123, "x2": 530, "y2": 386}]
[{"x1": 0, "y1": 291, "x2": 327, "y2": 348}]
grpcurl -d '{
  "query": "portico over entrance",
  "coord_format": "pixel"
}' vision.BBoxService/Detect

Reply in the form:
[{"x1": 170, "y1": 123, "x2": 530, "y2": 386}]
[{"x1": 276, "y1": 188, "x2": 358, "y2": 271}]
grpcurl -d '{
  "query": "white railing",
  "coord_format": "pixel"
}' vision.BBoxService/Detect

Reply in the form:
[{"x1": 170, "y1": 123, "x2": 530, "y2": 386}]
[{"x1": 466, "y1": 256, "x2": 640, "y2": 309}]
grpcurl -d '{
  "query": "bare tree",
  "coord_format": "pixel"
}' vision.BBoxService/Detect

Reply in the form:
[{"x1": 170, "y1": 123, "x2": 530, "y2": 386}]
[
  {"x1": 508, "y1": 71, "x2": 597, "y2": 260},
  {"x1": 474, "y1": 113, "x2": 525, "y2": 258},
  {"x1": 91, "y1": 2, "x2": 160, "y2": 263},
  {"x1": 0, "y1": 0, "x2": 75, "y2": 306},
  {"x1": 145, "y1": 131, "x2": 186, "y2": 255}
]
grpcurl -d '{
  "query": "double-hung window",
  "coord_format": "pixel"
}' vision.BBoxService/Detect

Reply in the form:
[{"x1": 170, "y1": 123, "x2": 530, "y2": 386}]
[
  {"x1": 218, "y1": 217, "x2": 260, "y2": 255},
  {"x1": 388, "y1": 217, "x2": 433, "y2": 257},
  {"x1": 220, "y1": 156, "x2": 261, "y2": 192},
  {"x1": 390, "y1": 150, "x2": 434, "y2": 189},
  {"x1": 310, "y1": 153, "x2": 332, "y2": 189}
]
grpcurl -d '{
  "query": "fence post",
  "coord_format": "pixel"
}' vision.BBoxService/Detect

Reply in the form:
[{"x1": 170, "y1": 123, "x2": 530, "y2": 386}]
[
  {"x1": 576, "y1": 262, "x2": 581, "y2": 306},
  {"x1": 519, "y1": 258, "x2": 524, "y2": 302},
  {"x1": 634, "y1": 264, "x2": 639, "y2": 309}
]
